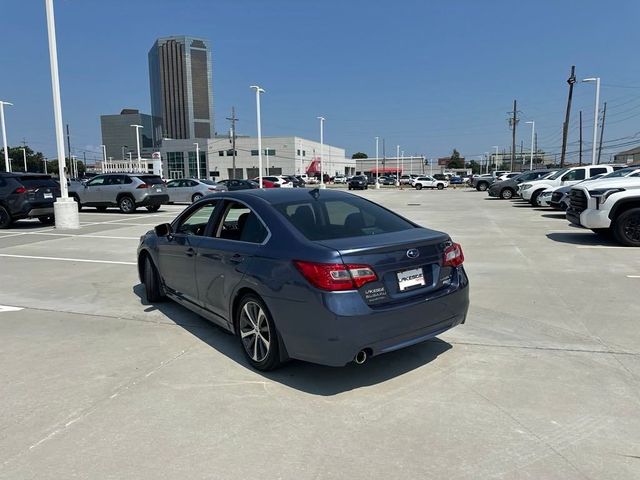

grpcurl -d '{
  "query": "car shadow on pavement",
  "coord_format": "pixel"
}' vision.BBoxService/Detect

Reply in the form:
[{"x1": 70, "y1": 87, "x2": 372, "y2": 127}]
[
  {"x1": 8, "y1": 220, "x2": 56, "y2": 229},
  {"x1": 546, "y1": 232, "x2": 619, "y2": 246},
  {"x1": 540, "y1": 213, "x2": 568, "y2": 219},
  {"x1": 133, "y1": 284, "x2": 453, "y2": 396}
]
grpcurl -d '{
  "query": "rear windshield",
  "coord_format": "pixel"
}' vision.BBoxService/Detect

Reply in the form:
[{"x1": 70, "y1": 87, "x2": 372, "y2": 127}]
[
  {"x1": 134, "y1": 175, "x2": 164, "y2": 185},
  {"x1": 19, "y1": 177, "x2": 58, "y2": 188},
  {"x1": 273, "y1": 195, "x2": 415, "y2": 241}
]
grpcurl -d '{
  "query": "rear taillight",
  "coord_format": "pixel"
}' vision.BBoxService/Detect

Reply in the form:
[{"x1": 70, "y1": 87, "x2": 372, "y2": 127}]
[
  {"x1": 13, "y1": 186, "x2": 27, "y2": 194},
  {"x1": 294, "y1": 261, "x2": 377, "y2": 291},
  {"x1": 443, "y1": 243, "x2": 464, "y2": 267},
  {"x1": 137, "y1": 183, "x2": 149, "y2": 189}
]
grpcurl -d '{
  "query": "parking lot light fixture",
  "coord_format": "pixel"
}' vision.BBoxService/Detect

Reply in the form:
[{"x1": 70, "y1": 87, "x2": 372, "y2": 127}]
[
  {"x1": 250, "y1": 85, "x2": 265, "y2": 188},
  {"x1": 194, "y1": 142, "x2": 201, "y2": 179},
  {"x1": 375, "y1": 136, "x2": 380, "y2": 189},
  {"x1": 130, "y1": 124, "x2": 143, "y2": 172},
  {"x1": 0, "y1": 100, "x2": 13, "y2": 172},
  {"x1": 582, "y1": 77, "x2": 600, "y2": 165},
  {"x1": 525, "y1": 121, "x2": 535, "y2": 171},
  {"x1": 492, "y1": 146, "x2": 499, "y2": 173},
  {"x1": 317, "y1": 116, "x2": 325, "y2": 189}
]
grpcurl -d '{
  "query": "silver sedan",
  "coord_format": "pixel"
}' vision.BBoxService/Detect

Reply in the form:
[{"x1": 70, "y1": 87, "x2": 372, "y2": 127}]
[{"x1": 166, "y1": 178, "x2": 228, "y2": 203}]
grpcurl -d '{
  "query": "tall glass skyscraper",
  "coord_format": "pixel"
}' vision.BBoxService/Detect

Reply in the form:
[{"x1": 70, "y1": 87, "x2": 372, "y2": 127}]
[{"x1": 148, "y1": 36, "x2": 215, "y2": 140}]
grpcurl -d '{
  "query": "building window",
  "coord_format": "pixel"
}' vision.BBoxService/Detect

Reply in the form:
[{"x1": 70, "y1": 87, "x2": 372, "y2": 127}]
[
  {"x1": 218, "y1": 150, "x2": 225, "y2": 156},
  {"x1": 251, "y1": 150, "x2": 259, "y2": 156},
  {"x1": 297, "y1": 149, "x2": 300, "y2": 156},
  {"x1": 226, "y1": 149, "x2": 237, "y2": 156},
  {"x1": 302, "y1": 150, "x2": 306, "y2": 157},
  {"x1": 265, "y1": 149, "x2": 276, "y2": 156},
  {"x1": 167, "y1": 152, "x2": 184, "y2": 177}
]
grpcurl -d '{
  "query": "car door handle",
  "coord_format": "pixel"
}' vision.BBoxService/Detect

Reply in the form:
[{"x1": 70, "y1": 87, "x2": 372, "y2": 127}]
[
  {"x1": 185, "y1": 247, "x2": 196, "y2": 257},
  {"x1": 229, "y1": 254, "x2": 245, "y2": 264}
]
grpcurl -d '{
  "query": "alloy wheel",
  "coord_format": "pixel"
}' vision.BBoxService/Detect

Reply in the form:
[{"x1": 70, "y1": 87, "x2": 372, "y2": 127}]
[
  {"x1": 623, "y1": 212, "x2": 640, "y2": 243},
  {"x1": 239, "y1": 301, "x2": 271, "y2": 362}
]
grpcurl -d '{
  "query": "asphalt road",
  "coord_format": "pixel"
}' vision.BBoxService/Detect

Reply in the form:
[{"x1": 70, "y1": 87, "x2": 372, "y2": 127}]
[{"x1": 1, "y1": 188, "x2": 639, "y2": 479}]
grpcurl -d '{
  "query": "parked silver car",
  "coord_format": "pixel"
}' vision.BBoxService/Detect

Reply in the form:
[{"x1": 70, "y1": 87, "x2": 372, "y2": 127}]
[
  {"x1": 166, "y1": 178, "x2": 228, "y2": 203},
  {"x1": 69, "y1": 173, "x2": 169, "y2": 213}
]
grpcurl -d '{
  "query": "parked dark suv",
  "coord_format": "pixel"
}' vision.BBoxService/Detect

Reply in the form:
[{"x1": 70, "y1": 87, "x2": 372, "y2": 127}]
[
  {"x1": 348, "y1": 175, "x2": 368, "y2": 190},
  {"x1": 0, "y1": 173, "x2": 60, "y2": 228}
]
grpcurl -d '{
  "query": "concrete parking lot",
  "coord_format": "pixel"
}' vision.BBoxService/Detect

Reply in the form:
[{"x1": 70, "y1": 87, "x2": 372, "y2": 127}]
[{"x1": 1, "y1": 188, "x2": 639, "y2": 479}]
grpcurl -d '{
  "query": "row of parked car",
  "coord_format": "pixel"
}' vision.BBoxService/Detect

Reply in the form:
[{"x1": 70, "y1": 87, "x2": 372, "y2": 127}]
[{"x1": 476, "y1": 164, "x2": 640, "y2": 246}]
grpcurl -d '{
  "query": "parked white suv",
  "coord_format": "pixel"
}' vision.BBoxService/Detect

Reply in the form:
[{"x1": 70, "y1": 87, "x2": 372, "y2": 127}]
[
  {"x1": 566, "y1": 175, "x2": 640, "y2": 246},
  {"x1": 413, "y1": 176, "x2": 448, "y2": 190},
  {"x1": 519, "y1": 165, "x2": 621, "y2": 205}
]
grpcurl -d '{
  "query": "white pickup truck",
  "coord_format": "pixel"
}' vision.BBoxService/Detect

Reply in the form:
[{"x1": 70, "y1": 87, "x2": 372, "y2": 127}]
[
  {"x1": 519, "y1": 165, "x2": 621, "y2": 206},
  {"x1": 566, "y1": 176, "x2": 640, "y2": 246}
]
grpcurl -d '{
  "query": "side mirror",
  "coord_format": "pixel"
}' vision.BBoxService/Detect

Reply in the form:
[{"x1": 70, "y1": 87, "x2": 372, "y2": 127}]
[{"x1": 154, "y1": 223, "x2": 173, "y2": 237}]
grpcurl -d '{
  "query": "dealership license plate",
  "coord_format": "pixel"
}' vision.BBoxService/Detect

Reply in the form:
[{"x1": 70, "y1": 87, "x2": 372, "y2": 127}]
[
  {"x1": 43, "y1": 193, "x2": 53, "y2": 199},
  {"x1": 397, "y1": 267, "x2": 425, "y2": 291},
  {"x1": 155, "y1": 188, "x2": 162, "y2": 192}
]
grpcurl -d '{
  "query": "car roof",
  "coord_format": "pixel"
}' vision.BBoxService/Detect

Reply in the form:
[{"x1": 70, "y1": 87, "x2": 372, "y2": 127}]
[{"x1": 215, "y1": 187, "x2": 357, "y2": 204}]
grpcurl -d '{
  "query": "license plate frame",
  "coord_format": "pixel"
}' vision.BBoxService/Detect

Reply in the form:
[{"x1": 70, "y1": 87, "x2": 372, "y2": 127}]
[
  {"x1": 43, "y1": 192, "x2": 53, "y2": 199},
  {"x1": 396, "y1": 267, "x2": 425, "y2": 292}
]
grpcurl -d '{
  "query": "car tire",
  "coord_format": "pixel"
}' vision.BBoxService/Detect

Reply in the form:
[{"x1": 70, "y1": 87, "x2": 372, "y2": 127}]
[
  {"x1": 500, "y1": 188, "x2": 514, "y2": 200},
  {"x1": 477, "y1": 182, "x2": 488, "y2": 192},
  {"x1": 142, "y1": 256, "x2": 165, "y2": 303},
  {"x1": 37, "y1": 215, "x2": 55, "y2": 225},
  {"x1": 365, "y1": 185, "x2": 368, "y2": 190},
  {"x1": 0, "y1": 205, "x2": 12, "y2": 229},
  {"x1": 416, "y1": 184, "x2": 423, "y2": 190},
  {"x1": 530, "y1": 190, "x2": 543, "y2": 206},
  {"x1": 348, "y1": 186, "x2": 352, "y2": 190},
  {"x1": 612, "y1": 208, "x2": 640, "y2": 247},
  {"x1": 118, "y1": 195, "x2": 136, "y2": 214},
  {"x1": 437, "y1": 183, "x2": 444, "y2": 190},
  {"x1": 192, "y1": 193, "x2": 203, "y2": 203},
  {"x1": 96, "y1": 206, "x2": 107, "y2": 212},
  {"x1": 591, "y1": 228, "x2": 613, "y2": 238},
  {"x1": 146, "y1": 205, "x2": 161, "y2": 212},
  {"x1": 236, "y1": 294, "x2": 281, "y2": 371}
]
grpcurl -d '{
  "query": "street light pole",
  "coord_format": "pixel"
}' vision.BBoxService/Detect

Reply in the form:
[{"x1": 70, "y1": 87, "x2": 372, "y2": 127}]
[
  {"x1": 71, "y1": 155, "x2": 77, "y2": 178},
  {"x1": 317, "y1": 116, "x2": 325, "y2": 189},
  {"x1": 583, "y1": 77, "x2": 601, "y2": 165},
  {"x1": 396, "y1": 145, "x2": 400, "y2": 186},
  {"x1": 0, "y1": 101, "x2": 12, "y2": 172},
  {"x1": 375, "y1": 136, "x2": 380, "y2": 189},
  {"x1": 130, "y1": 124, "x2": 143, "y2": 172},
  {"x1": 250, "y1": 85, "x2": 265, "y2": 188},
  {"x1": 194, "y1": 142, "x2": 201, "y2": 179},
  {"x1": 45, "y1": 0, "x2": 78, "y2": 228},
  {"x1": 526, "y1": 121, "x2": 535, "y2": 171},
  {"x1": 492, "y1": 146, "x2": 499, "y2": 173},
  {"x1": 101, "y1": 144, "x2": 106, "y2": 172},
  {"x1": 21, "y1": 147, "x2": 27, "y2": 172}
]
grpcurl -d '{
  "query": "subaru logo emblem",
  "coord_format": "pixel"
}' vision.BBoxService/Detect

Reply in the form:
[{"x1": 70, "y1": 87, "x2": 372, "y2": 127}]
[{"x1": 406, "y1": 248, "x2": 419, "y2": 259}]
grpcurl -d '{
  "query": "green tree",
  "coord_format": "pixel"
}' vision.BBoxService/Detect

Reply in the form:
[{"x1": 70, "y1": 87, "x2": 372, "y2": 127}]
[
  {"x1": 447, "y1": 149, "x2": 463, "y2": 168},
  {"x1": 465, "y1": 160, "x2": 481, "y2": 174},
  {"x1": 351, "y1": 152, "x2": 368, "y2": 159},
  {"x1": 2, "y1": 145, "x2": 47, "y2": 173}
]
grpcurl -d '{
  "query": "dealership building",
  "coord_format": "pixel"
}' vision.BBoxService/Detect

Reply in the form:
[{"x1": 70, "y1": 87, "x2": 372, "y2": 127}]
[{"x1": 159, "y1": 136, "x2": 354, "y2": 180}]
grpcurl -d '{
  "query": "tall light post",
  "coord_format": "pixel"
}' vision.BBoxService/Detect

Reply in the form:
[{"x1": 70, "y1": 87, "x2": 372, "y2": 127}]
[
  {"x1": 0, "y1": 101, "x2": 12, "y2": 172},
  {"x1": 492, "y1": 146, "x2": 499, "y2": 173},
  {"x1": 45, "y1": 0, "x2": 78, "y2": 228},
  {"x1": 43, "y1": 157, "x2": 48, "y2": 174},
  {"x1": 525, "y1": 121, "x2": 535, "y2": 171},
  {"x1": 317, "y1": 116, "x2": 325, "y2": 188},
  {"x1": 21, "y1": 147, "x2": 27, "y2": 172},
  {"x1": 395, "y1": 145, "x2": 400, "y2": 186},
  {"x1": 101, "y1": 144, "x2": 107, "y2": 172},
  {"x1": 250, "y1": 85, "x2": 265, "y2": 188},
  {"x1": 71, "y1": 155, "x2": 77, "y2": 178},
  {"x1": 194, "y1": 142, "x2": 201, "y2": 179},
  {"x1": 130, "y1": 124, "x2": 143, "y2": 172},
  {"x1": 375, "y1": 136, "x2": 380, "y2": 189},
  {"x1": 583, "y1": 77, "x2": 601, "y2": 165}
]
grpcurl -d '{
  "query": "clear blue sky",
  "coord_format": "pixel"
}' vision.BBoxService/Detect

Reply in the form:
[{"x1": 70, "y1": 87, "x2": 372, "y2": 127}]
[{"x1": 1, "y1": 0, "x2": 639, "y2": 164}]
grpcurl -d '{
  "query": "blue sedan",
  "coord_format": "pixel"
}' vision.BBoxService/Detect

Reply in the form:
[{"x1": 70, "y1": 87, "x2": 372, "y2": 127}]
[{"x1": 137, "y1": 189, "x2": 469, "y2": 370}]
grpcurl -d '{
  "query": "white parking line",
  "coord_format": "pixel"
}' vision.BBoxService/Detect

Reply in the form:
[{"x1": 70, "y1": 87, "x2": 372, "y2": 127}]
[
  {"x1": 627, "y1": 275, "x2": 640, "y2": 279},
  {"x1": 576, "y1": 246, "x2": 633, "y2": 250},
  {"x1": 20, "y1": 232, "x2": 140, "y2": 240},
  {"x1": 0, "y1": 305, "x2": 24, "y2": 313},
  {"x1": 0, "y1": 254, "x2": 136, "y2": 265},
  {"x1": 0, "y1": 232, "x2": 26, "y2": 239}
]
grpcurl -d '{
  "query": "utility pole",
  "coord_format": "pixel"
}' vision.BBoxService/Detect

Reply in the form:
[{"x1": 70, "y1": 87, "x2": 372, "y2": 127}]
[
  {"x1": 66, "y1": 123, "x2": 71, "y2": 168},
  {"x1": 560, "y1": 66, "x2": 576, "y2": 168},
  {"x1": 83, "y1": 151, "x2": 86, "y2": 175},
  {"x1": 226, "y1": 107, "x2": 238, "y2": 179},
  {"x1": 534, "y1": 133, "x2": 538, "y2": 167},
  {"x1": 510, "y1": 100, "x2": 518, "y2": 171},
  {"x1": 579, "y1": 110, "x2": 583, "y2": 166},
  {"x1": 597, "y1": 102, "x2": 607, "y2": 164}
]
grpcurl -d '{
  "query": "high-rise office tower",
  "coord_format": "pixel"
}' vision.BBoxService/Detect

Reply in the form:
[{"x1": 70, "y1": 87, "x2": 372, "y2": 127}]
[{"x1": 148, "y1": 36, "x2": 215, "y2": 140}]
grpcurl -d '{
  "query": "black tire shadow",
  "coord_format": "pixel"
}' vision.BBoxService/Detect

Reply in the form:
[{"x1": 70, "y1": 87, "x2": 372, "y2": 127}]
[
  {"x1": 546, "y1": 232, "x2": 618, "y2": 246},
  {"x1": 540, "y1": 213, "x2": 567, "y2": 219},
  {"x1": 6, "y1": 220, "x2": 55, "y2": 230},
  {"x1": 132, "y1": 284, "x2": 453, "y2": 396}
]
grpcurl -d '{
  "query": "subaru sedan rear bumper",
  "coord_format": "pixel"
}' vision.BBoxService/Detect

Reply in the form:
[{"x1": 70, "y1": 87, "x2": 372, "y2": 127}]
[{"x1": 267, "y1": 267, "x2": 469, "y2": 366}]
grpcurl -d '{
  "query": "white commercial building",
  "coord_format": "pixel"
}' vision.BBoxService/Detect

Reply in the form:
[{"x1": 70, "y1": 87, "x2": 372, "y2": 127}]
[{"x1": 159, "y1": 136, "x2": 354, "y2": 180}]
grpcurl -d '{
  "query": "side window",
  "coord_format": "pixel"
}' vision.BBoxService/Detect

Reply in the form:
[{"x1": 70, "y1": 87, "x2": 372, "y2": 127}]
[
  {"x1": 167, "y1": 180, "x2": 179, "y2": 188},
  {"x1": 562, "y1": 169, "x2": 585, "y2": 181},
  {"x1": 590, "y1": 168, "x2": 607, "y2": 176},
  {"x1": 187, "y1": 180, "x2": 198, "y2": 187},
  {"x1": 86, "y1": 176, "x2": 106, "y2": 187},
  {"x1": 123, "y1": 176, "x2": 133, "y2": 184},
  {"x1": 176, "y1": 202, "x2": 218, "y2": 236},
  {"x1": 217, "y1": 202, "x2": 268, "y2": 243}
]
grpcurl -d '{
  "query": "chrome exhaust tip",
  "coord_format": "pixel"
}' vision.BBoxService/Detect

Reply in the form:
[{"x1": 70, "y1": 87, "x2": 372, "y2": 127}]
[{"x1": 354, "y1": 350, "x2": 368, "y2": 365}]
